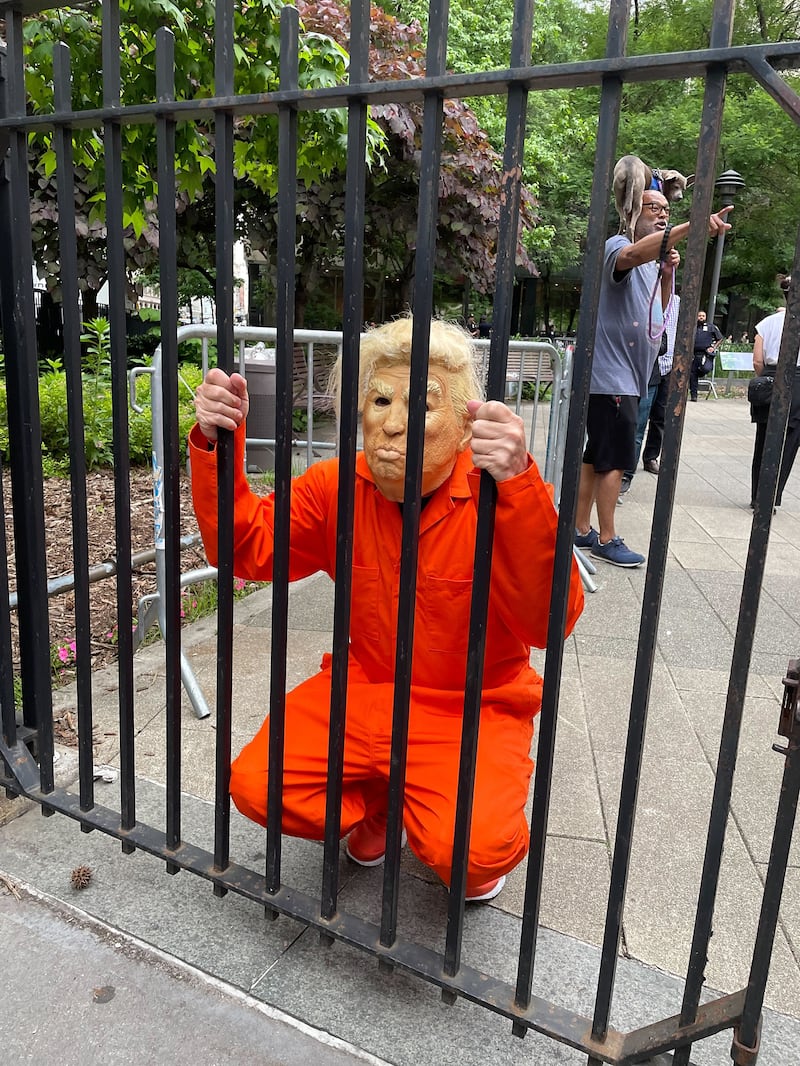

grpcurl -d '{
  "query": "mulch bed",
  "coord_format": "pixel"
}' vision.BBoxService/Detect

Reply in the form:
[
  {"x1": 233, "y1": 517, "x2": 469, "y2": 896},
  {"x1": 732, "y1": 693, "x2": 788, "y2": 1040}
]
[{"x1": 3, "y1": 466, "x2": 208, "y2": 742}]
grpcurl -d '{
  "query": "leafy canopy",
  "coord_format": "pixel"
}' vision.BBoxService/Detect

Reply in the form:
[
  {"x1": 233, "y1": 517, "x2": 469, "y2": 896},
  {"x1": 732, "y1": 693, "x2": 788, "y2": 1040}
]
[{"x1": 24, "y1": 0, "x2": 369, "y2": 297}]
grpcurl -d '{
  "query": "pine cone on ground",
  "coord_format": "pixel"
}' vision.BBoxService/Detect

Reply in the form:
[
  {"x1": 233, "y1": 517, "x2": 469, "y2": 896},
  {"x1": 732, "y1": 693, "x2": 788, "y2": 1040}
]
[{"x1": 70, "y1": 864, "x2": 93, "y2": 890}]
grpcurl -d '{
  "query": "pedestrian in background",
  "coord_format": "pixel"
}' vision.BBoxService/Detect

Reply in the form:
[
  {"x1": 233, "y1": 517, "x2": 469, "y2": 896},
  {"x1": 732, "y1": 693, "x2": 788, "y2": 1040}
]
[
  {"x1": 750, "y1": 276, "x2": 800, "y2": 509},
  {"x1": 690, "y1": 310, "x2": 722, "y2": 401},
  {"x1": 575, "y1": 186, "x2": 731, "y2": 567},
  {"x1": 619, "y1": 294, "x2": 680, "y2": 499}
]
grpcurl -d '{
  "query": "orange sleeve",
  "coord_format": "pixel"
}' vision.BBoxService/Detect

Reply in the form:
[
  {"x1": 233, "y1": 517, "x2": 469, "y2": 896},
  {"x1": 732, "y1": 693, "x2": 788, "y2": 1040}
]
[
  {"x1": 467, "y1": 459, "x2": 584, "y2": 648},
  {"x1": 188, "y1": 422, "x2": 334, "y2": 581}
]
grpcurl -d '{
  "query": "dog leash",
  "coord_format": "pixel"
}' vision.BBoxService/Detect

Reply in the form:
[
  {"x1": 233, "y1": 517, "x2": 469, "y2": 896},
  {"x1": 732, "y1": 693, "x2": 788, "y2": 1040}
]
[{"x1": 647, "y1": 223, "x2": 675, "y2": 341}]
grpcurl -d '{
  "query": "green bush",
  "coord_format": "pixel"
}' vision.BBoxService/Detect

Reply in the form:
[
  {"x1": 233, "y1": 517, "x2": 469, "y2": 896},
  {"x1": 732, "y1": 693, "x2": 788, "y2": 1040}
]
[{"x1": 0, "y1": 358, "x2": 201, "y2": 473}]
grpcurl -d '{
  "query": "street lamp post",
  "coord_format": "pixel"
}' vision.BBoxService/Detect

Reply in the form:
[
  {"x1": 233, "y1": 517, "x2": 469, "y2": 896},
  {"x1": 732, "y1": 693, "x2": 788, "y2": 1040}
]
[{"x1": 706, "y1": 169, "x2": 746, "y2": 324}]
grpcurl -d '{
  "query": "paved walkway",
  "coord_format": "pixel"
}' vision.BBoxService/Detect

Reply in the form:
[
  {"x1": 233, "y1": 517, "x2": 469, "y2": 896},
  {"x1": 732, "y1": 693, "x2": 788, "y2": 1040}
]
[{"x1": 2, "y1": 394, "x2": 799, "y2": 1065}]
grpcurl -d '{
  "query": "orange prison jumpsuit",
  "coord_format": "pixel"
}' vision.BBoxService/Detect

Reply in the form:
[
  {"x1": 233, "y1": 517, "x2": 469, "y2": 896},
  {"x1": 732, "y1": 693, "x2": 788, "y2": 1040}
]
[{"x1": 190, "y1": 423, "x2": 583, "y2": 889}]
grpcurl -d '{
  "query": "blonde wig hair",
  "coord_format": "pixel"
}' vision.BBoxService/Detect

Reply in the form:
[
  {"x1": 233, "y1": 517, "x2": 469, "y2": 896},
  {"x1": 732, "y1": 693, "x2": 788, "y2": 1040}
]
[{"x1": 329, "y1": 315, "x2": 483, "y2": 418}]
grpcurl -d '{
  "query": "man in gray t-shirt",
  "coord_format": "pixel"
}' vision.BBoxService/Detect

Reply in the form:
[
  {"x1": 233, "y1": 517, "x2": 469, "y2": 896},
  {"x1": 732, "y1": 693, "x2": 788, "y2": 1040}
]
[
  {"x1": 592, "y1": 235, "x2": 662, "y2": 398},
  {"x1": 574, "y1": 188, "x2": 732, "y2": 568}
]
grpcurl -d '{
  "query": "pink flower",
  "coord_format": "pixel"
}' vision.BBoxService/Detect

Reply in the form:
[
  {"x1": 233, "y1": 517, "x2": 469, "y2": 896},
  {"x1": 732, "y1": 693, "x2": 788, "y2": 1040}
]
[{"x1": 58, "y1": 647, "x2": 70, "y2": 663}]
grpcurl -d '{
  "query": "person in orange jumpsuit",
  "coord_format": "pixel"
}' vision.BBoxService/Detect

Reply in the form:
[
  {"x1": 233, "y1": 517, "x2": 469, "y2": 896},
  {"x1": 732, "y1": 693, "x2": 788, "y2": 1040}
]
[{"x1": 190, "y1": 317, "x2": 584, "y2": 901}]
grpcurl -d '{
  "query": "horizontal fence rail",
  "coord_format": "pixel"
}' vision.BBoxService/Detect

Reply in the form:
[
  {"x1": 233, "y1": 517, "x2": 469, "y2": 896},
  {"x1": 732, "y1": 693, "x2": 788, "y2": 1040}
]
[{"x1": 1, "y1": 2, "x2": 800, "y2": 1064}]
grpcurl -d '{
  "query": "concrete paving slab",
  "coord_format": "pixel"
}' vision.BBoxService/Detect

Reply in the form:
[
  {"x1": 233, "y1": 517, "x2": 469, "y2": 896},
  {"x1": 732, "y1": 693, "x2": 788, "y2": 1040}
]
[
  {"x1": 669, "y1": 540, "x2": 744, "y2": 572},
  {"x1": 687, "y1": 507, "x2": 757, "y2": 541},
  {"x1": 250, "y1": 869, "x2": 800, "y2": 1066},
  {"x1": 0, "y1": 887, "x2": 384, "y2": 1066},
  {"x1": 521, "y1": 835, "x2": 612, "y2": 947},
  {"x1": 761, "y1": 571, "x2": 800, "y2": 613},
  {"x1": 0, "y1": 781, "x2": 321, "y2": 991},
  {"x1": 571, "y1": 578, "x2": 644, "y2": 639},
  {"x1": 773, "y1": 865, "x2": 800, "y2": 974},
  {"x1": 669, "y1": 665, "x2": 737, "y2": 695},
  {"x1": 666, "y1": 507, "x2": 718, "y2": 542},
  {"x1": 546, "y1": 689, "x2": 608, "y2": 842},
  {"x1": 577, "y1": 655, "x2": 702, "y2": 763},
  {"x1": 593, "y1": 750, "x2": 800, "y2": 1015}
]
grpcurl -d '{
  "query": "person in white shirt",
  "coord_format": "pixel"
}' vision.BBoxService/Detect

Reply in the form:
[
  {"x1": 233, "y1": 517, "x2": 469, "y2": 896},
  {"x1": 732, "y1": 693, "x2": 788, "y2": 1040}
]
[{"x1": 750, "y1": 276, "x2": 800, "y2": 508}]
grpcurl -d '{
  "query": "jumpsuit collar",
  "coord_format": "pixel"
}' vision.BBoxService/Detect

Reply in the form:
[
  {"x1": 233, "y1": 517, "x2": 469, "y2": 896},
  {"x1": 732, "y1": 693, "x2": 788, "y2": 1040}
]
[{"x1": 355, "y1": 450, "x2": 473, "y2": 533}]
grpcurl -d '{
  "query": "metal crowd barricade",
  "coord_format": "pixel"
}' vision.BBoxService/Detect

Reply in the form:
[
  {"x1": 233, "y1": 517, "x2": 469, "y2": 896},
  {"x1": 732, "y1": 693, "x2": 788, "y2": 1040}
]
[
  {"x1": 473, "y1": 338, "x2": 568, "y2": 490},
  {"x1": 129, "y1": 324, "x2": 340, "y2": 718},
  {"x1": 474, "y1": 338, "x2": 595, "y2": 591}
]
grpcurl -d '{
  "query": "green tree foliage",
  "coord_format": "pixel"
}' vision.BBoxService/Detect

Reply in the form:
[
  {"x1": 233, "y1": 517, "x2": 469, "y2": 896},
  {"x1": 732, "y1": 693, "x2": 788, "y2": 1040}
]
[
  {"x1": 401, "y1": 0, "x2": 800, "y2": 312},
  {"x1": 25, "y1": 0, "x2": 535, "y2": 323},
  {"x1": 397, "y1": 0, "x2": 600, "y2": 276},
  {"x1": 24, "y1": 0, "x2": 361, "y2": 302},
  {"x1": 249, "y1": 0, "x2": 537, "y2": 319},
  {"x1": 602, "y1": 0, "x2": 800, "y2": 308}
]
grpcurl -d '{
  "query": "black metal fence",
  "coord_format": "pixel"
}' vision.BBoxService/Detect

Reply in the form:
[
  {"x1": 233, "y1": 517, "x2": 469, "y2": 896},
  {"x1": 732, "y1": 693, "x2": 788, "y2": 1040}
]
[{"x1": 1, "y1": 2, "x2": 800, "y2": 1063}]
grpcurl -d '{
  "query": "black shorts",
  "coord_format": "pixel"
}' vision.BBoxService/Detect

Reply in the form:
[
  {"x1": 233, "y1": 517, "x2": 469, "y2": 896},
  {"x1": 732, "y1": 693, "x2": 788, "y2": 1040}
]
[{"x1": 582, "y1": 393, "x2": 639, "y2": 473}]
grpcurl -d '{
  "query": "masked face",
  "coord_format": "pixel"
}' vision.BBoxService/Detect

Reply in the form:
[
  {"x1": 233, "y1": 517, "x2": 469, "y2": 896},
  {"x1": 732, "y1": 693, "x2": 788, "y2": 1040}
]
[{"x1": 362, "y1": 365, "x2": 470, "y2": 502}]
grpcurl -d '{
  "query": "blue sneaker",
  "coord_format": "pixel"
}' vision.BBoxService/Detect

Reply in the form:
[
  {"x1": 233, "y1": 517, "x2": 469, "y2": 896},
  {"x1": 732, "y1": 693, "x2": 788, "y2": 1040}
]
[
  {"x1": 574, "y1": 527, "x2": 599, "y2": 549},
  {"x1": 591, "y1": 536, "x2": 644, "y2": 568}
]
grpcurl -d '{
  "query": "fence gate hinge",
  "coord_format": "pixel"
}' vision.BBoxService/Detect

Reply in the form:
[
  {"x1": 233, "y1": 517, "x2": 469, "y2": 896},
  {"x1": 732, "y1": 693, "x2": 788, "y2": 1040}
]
[{"x1": 773, "y1": 659, "x2": 800, "y2": 756}]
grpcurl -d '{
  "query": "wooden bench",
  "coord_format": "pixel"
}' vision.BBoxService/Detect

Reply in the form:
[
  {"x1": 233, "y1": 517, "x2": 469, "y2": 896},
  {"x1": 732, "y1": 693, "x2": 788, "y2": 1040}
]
[
  {"x1": 504, "y1": 347, "x2": 556, "y2": 399},
  {"x1": 292, "y1": 342, "x2": 337, "y2": 412}
]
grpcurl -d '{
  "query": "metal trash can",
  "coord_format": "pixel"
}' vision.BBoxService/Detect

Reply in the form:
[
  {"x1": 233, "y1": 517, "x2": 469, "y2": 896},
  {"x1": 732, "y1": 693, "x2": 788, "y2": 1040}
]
[{"x1": 244, "y1": 354, "x2": 276, "y2": 472}]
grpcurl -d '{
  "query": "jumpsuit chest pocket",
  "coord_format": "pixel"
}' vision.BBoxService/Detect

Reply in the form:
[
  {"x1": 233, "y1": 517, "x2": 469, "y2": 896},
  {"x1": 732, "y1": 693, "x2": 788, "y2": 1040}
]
[
  {"x1": 350, "y1": 565, "x2": 380, "y2": 644},
  {"x1": 420, "y1": 575, "x2": 473, "y2": 655}
]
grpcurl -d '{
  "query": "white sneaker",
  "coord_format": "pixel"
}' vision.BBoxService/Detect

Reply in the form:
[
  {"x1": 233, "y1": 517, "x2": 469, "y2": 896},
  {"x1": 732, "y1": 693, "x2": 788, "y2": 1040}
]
[{"x1": 465, "y1": 874, "x2": 506, "y2": 902}]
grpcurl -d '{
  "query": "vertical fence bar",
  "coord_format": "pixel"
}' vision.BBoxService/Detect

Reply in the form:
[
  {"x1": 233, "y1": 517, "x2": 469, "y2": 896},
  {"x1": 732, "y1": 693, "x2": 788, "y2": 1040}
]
[
  {"x1": 0, "y1": 459, "x2": 15, "y2": 753},
  {"x1": 379, "y1": 0, "x2": 448, "y2": 950},
  {"x1": 321, "y1": 0, "x2": 368, "y2": 921},
  {"x1": 674, "y1": 229, "x2": 800, "y2": 1066},
  {"x1": 53, "y1": 42, "x2": 94, "y2": 813},
  {"x1": 102, "y1": 0, "x2": 136, "y2": 843},
  {"x1": 1, "y1": 12, "x2": 54, "y2": 792},
  {"x1": 212, "y1": 0, "x2": 236, "y2": 887},
  {"x1": 591, "y1": 4, "x2": 736, "y2": 1058},
  {"x1": 736, "y1": 657, "x2": 800, "y2": 1058},
  {"x1": 156, "y1": 27, "x2": 183, "y2": 861},
  {"x1": 515, "y1": 0, "x2": 628, "y2": 1032},
  {"x1": 0, "y1": 46, "x2": 16, "y2": 756},
  {"x1": 443, "y1": 0, "x2": 532, "y2": 979},
  {"x1": 264, "y1": 5, "x2": 299, "y2": 899},
  {"x1": 305, "y1": 343, "x2": 313, "y2": 469}
]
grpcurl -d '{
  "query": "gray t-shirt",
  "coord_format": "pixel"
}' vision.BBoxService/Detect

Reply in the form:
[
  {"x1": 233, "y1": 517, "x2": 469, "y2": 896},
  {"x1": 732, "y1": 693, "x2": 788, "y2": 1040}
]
[{"x1": 591, "y1": 235, "x2": 662, "y2": 397}]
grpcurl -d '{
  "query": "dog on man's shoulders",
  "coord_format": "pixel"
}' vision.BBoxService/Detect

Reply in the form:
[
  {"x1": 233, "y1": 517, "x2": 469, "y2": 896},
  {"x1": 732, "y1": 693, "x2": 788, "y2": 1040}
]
[{"x1": 613, "y1": 154, "x2": 690, "y2": 242}]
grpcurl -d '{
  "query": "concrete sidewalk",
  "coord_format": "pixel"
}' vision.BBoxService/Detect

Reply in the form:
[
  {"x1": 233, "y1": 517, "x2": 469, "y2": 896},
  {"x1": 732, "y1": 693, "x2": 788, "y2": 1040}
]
[{"x1": 2, "y1": 394, "x2": 799, "y2": 1064}]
